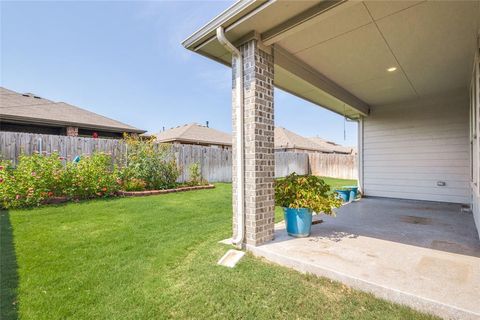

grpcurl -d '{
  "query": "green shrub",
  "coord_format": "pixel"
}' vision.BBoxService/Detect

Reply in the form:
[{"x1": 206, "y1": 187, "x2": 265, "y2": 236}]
[
  {"x1": 0, "y1": 153, "x2": 64, "y2": 208},
  {"x1": 187, "y1": 162, "x2": 207, "y2": 186},
  {"x1": 274, "y1": 173, "x2": 341, "y2": 215},
  {"x1": 62, "y1": 153, "x2": 120, "y2": 199},
  {"x1": 0, "y1": 152, "x2": 119, "y2": 209},
  {"x1": 122, "y1": 136, "x2": 179, "y2": 190}
]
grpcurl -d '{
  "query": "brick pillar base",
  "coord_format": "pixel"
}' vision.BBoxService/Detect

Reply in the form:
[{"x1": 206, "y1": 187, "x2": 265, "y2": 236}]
[{"x1": 232, "y1": 39, "x2": 275, "y2": 247}]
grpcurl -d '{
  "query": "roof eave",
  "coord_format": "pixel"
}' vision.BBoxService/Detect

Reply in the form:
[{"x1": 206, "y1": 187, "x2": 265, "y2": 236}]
[
  {"x1": 0, "y1": 115, "x2": 146, "y2": 134},
  {"x1": 158, "y1": 138, "x2": 232, "y2": 146},
  {"x1": 182, "y1": 0, "x2": 268, "y2": 51}
]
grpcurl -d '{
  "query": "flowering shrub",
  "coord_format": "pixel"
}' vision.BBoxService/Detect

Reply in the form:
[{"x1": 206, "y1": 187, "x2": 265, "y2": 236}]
[
  {"x1": 0, "y1": 152, "x2": 120, "y2": 209},
  {"x1": 0, "y1": 136, "x2": 184, "y2": 208},
  {"x1": 122, "y1": 135, "x2": 179, "y2": 190},
  {"x1": 121, "y1": 178, "x2": 147, "y2": 191},
  {"x1": 0, "y1": 153, "x2": 64, "y2": 208},
  {"x1": 62, "y1": 153, "x2": 120, "y2": 199}
]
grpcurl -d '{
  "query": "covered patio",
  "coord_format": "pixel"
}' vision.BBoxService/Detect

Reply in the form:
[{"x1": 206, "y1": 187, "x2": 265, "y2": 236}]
[
  {"x1": 250, "y1": 199, "x2": 480, "y2": 319},
  {"x1": 183, "y1": 1, "x2": 480, "y2": 319}
]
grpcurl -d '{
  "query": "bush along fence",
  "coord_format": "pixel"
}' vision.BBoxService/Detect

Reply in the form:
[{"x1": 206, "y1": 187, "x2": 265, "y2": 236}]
[
  {"x1": 0, "y1": 153, "x2": 121, "y2": 209},
  {"x1": 0, "y1": 131, "x2": 357, "y2": 182},
  {"x1": 0, "y1": 136, "x2": 213, "y2": 209}
]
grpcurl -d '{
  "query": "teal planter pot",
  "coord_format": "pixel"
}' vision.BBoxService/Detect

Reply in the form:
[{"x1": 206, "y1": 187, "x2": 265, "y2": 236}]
[
  {"x1": 335, "y1": 189, "x2": 351, "y2": 202},
  {"x1": 335, "y1": 186, "x2": 359, "y2": 202},
  {"x1": 344, "y1": 186, "x2": 359, "y2": 199},
  {"x1": 283, "y1": 207, "x2": 313, "y2": 237}
]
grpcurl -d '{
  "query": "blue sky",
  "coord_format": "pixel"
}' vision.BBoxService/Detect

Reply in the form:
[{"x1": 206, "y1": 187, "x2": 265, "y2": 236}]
[{"x1": 1, "y1": 1, "x2": 357, "y2": 146}]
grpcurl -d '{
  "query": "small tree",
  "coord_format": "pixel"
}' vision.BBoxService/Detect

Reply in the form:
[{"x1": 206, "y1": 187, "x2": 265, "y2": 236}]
[
  {"x1": 122, "y1": 135, "x2": 179, "y2": 190},
  {"x1": 188, "y1": 162, "x2": 206, "y2": 186}
]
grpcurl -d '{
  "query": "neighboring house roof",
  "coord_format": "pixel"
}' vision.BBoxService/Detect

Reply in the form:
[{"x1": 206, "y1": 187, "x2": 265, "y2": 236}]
[
  {"x1": 156, "y1": 123, "x2": 232, "y2": 146},
  {"x1": 274, "y1": 127, "x2": 333, "y2": 153},
  {"x1": 0, "y1": 87, "x2": 145, "y2": 134},
  {"x1": 308, "y1": 136, "x2": 354, "y2": 154},
  {"x1": 155, "y1": 124, "x2": 353, "y2": 153}
]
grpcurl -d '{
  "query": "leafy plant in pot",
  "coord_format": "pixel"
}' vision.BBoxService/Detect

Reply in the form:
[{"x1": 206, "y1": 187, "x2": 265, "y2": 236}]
[{"x1": 275, "y1": 173, "x2": 341, "y2": 237}]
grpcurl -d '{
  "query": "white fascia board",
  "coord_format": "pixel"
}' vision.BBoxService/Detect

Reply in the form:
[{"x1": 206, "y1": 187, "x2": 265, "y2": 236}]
[{"x1": 182, "y1": 0, "x2": 266, "y2": 50}]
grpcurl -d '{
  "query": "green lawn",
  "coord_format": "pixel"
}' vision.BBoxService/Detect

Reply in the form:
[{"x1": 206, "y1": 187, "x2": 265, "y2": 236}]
[{"x1": 1, "y1": 182, "x2": 437, "y2": 320}]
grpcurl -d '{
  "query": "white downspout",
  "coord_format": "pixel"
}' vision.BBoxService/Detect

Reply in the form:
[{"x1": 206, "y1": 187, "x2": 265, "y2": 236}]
[
  {"x1": 357, "y1": 117, "x2": 364, "y2": 194},
  {"x1": 216, "y1": 27, "x2": 245, "y2": 247}
]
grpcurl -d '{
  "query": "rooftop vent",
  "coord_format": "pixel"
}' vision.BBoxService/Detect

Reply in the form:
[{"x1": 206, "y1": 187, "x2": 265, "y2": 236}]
[{"x1": 22, "y1": 93, "x2": 41, "y2": 99}]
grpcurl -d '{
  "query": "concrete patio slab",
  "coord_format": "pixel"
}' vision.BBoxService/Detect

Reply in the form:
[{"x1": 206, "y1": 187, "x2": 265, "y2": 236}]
[{"x1": 248, "y1": 198, "x2": 480, "y2": 320}]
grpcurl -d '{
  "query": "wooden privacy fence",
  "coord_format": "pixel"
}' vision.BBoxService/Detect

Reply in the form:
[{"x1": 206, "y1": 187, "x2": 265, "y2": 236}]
[
  {"x1": 0, "y1": 131, "x2": 127, "y2": 166},
  {"x1": 308, "y1": 153, "x2": 358, "y2": 180},
  {"x1": 0, "y1": 131, "x2": 357, "y2": 182},
  {"x1": 173, "y1": 145, "x2": 232, "y2": 182},
  {"x1": 275, "y1": 152, "x2": 309, "y2": 178}
]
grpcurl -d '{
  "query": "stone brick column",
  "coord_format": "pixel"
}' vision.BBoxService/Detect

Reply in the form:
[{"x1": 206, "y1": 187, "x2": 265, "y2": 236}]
[
  {"x1": 66, "y1": 126, "x2": 78, "y2": 136},
  {"x1": 232, "y1": 39, "x2": 275, "y2": 247}
]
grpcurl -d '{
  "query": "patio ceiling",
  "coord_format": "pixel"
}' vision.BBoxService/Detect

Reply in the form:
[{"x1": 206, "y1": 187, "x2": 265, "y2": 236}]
[{"x1": 183, "y1": 0, "x2": 480, "y2": 119}]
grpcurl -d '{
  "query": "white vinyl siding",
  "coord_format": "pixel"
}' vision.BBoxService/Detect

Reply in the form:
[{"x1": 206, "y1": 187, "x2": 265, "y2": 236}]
[
  {"x1": 363, "y1": 89, "x2": 470, "y2": 203},
  {"x1": 471, "y1": 40, "x2": 480, "y2": 237}
]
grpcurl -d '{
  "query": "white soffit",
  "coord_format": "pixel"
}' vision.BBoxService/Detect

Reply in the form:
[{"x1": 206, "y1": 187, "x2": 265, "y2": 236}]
[
  {"x1": 276, "y1": 0, "x2": 479, "y2": 106},
  {"x1": 294, "y1": 22, "x2": 417, "y2": 105},
  {"x1": 374, "y1": 0, "x2": 480, "y2": 97},
  {"x1": 184, "y1": 0, "x2": 479, "y2": 116},
  {"x1": 277, "y1": 2, "x2": 373, "y2": 54},
  {"x1": 363, "y1": 0, "x2": 424, "y2": 20}
]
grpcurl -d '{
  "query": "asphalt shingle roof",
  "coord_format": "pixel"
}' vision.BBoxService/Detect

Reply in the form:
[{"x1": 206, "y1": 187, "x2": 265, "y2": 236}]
[
  {"x1": 0, "y1": 87, "x2": 145, "y2": 134},
  {"x1": 275, "y1": 127, "x2": 334, "y2": 152},
  {"x1": 155, "y1": 124, "x2": 353, "y2": 154},
  {"x1": 156, "y1": 123, "x2": 232, "y2": 146},
  {"x1": 308, "y1": 136, "x2": 354, "y2": 154}
]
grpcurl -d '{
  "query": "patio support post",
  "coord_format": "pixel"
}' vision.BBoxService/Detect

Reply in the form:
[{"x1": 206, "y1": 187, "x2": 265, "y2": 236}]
[{"x1": 232, "y1": 39, "x2": 275, "y2": 247}]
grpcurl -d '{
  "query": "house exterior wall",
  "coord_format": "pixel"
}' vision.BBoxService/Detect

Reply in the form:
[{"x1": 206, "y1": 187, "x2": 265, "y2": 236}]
[
  {"x1": 474, "y1": 190, "x2": 480, "y2": 238},
  {"x1": 470, "y1": 40, "x2": 480, "y2": 237},
  {"x1": 362, "y1": 89, "x2": 470, "y2": 204}
]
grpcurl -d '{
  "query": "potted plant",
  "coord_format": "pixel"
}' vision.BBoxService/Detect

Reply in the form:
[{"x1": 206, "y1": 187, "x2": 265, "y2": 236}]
[
  {"x1": 275, "y1": 173, "x2": 341, "y2": 237},
  {"x1": 334, "y1": 185, "x2": 359, "y2": 203}
]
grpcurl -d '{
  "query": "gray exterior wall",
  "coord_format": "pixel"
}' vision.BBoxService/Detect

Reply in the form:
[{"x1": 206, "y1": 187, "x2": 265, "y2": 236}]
[
  {"x1": 362, "y1": 89, "x2": 470, "y2": 204},
  {"x1": 470, "y1": 43, "x2": 480, "y2": 238}
]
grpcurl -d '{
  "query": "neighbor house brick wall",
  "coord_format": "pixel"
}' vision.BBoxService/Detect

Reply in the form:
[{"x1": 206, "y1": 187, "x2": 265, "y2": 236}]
[
  {"x1": 232, "y1": 39, "x2": 275, "y2": 247},
  {"x1": 66, "y1": 126, "x2": 78, "y2": 137}
]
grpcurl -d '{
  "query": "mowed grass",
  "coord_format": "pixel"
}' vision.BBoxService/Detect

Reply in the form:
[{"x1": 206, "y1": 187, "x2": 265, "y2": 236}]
[{"x1": 1, "y1": 183, "x2": 437, "y2": 320}]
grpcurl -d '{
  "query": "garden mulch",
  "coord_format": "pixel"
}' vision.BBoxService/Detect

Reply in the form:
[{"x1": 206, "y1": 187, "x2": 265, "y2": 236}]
[{"x1": 117, "y1": 184, "x2": 215, "y2": 197}]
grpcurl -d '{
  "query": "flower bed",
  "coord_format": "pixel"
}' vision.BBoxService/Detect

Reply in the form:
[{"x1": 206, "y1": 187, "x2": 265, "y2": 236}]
[
  {"x1": 0, "y1": 136, "x2": 210, "y2": 209},
  {"x1": 118, "y1": 184, "x2": 214, "y2": 197}
]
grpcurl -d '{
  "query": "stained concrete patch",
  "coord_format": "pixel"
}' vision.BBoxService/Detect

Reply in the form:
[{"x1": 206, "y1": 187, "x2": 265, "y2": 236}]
[
  {"x1": 416, "y1": 256, "x2": 471, "y2": 283},
  {"x1": 400, "y1": 215, "x2": 432, "y2": 225},
  {"x1": 430, "y1": 240, "x2": 475, "y2": 256}
]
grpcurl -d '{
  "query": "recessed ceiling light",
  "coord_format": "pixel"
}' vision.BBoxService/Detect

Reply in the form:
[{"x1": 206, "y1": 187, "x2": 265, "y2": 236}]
[{"x1": 387, "y1": 67, "x2": 397, "y2": 72}]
